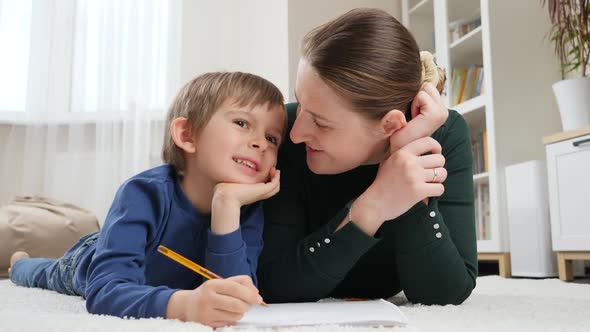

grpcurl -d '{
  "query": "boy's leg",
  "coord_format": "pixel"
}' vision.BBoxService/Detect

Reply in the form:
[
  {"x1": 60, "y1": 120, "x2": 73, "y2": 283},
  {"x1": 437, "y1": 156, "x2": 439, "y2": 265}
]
[
  {"x1": 9, "y1": 256, "x2": 68, "y2": 292},
  {"x1": 9, "y1": 231, "x2": 99, "y2": 296}
]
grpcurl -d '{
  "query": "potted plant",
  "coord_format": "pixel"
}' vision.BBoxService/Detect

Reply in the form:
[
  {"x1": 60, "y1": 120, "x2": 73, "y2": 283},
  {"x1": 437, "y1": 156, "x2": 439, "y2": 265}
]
[{"x1": 543, "y1": 0, "x2": 590, "y2": 131}]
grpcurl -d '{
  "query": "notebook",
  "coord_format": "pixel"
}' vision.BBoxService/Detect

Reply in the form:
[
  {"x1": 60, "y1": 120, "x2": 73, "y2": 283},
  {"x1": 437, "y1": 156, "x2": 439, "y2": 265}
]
[{"x1": 235, "y1": 299, "x2": 408, "y2": 328}]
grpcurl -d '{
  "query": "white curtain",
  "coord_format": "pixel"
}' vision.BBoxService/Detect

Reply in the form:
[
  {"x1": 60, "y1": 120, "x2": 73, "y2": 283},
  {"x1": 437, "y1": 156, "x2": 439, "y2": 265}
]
[{"x1": 0, "y1": 0, "x2": 181, "y2": 224}]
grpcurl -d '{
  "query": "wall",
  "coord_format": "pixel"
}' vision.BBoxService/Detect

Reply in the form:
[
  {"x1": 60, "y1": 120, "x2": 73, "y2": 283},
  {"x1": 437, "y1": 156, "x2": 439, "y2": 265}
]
[{"x1": 180, "y1": 0, "x2": 290, "y2": 99}]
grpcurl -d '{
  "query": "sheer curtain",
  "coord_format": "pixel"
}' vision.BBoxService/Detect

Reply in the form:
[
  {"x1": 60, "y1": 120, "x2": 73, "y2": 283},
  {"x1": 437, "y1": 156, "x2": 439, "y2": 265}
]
[{"x1": 0, "y1": 0, "x2": 181, "y2": 224}]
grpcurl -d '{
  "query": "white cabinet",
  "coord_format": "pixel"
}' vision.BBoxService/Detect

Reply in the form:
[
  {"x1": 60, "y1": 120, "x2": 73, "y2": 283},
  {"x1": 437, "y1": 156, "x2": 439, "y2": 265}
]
[
  {"x1": 505, "y1": 160, "x2": 556, "y2": 277},
  {"x1": 546, "y1": 133, "x2": 590, "y2": 251}
]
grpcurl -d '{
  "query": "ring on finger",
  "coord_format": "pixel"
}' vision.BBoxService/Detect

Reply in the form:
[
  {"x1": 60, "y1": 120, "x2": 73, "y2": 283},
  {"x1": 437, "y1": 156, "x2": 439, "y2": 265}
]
[{"x1": 431, "y1": 168, "x2": 438, "y2": 182}]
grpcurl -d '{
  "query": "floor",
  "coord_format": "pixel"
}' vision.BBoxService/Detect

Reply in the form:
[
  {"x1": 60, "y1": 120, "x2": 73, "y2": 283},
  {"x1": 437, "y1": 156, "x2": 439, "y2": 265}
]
[
  {"x1": 478, "y1": 261, "x2": 590, "y2": 284},
  {"x1": 2, "y1": 275, "x2": 590, "y2": 331}
]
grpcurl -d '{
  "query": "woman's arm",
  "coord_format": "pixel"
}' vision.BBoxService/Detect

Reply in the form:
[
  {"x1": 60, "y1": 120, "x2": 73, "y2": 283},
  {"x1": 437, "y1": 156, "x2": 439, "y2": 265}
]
[{"x1": 386, "y1": 111, "x2": 477, "y2": 304}]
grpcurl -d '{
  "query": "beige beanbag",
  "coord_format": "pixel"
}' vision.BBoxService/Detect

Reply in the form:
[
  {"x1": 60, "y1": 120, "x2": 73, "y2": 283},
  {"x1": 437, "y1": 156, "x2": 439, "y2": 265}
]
[{"x1": 0, "y1": 196, "x2": 99, "y2": 277}]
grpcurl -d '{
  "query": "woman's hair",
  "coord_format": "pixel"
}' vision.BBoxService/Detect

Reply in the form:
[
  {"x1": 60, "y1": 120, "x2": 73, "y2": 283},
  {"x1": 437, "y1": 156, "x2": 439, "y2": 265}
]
[
  {"x1": 162, "y1": 72, "x2": 285, "y2": 176},
  {"x1": 301, "y1": 8, "x2": 446, "y2": 120}
]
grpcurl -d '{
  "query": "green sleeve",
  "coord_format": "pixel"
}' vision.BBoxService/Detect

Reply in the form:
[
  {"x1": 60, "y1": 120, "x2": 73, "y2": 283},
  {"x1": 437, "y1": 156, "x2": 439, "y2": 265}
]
[
  {"x1": 257, "y1": 135, "x2": 380, "y2": 303},
  {"x1": 384, "y1": 111, "x2": 478, "y2": 304}
]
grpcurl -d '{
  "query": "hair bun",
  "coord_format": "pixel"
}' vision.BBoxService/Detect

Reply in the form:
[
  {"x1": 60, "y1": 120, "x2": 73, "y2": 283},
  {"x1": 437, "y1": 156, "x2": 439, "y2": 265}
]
[{"x1": 420, "y1": 51, "x2": 445, "y2": 93}]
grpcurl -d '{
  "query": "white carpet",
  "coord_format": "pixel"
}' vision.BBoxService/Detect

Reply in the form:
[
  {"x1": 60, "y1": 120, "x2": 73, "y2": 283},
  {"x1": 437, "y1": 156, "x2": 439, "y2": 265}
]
[{"x1": 1, "y1": 276, "x2": 589, "y2": 332}]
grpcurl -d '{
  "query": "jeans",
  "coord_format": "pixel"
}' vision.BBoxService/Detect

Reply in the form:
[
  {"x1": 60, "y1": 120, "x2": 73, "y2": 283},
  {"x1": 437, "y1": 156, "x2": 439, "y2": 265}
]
[{"x1": 9, "y1": 231, "x2": 99, "y2": 296}]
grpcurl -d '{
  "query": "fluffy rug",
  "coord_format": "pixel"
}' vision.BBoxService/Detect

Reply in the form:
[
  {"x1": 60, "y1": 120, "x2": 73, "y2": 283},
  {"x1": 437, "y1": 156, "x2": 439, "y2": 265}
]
[{"x1": 1, "y1": 276, "x2": 589, "y2": 332}]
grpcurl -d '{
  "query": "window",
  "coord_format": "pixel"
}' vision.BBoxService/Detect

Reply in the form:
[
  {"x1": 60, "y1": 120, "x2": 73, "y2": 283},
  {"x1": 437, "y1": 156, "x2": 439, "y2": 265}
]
[
  {"x1": 0, "y1": 0, "x2": 176, "y2": 115},
  {"x1": 0, "y1": 0, "x2": 32, "y2": 112}
]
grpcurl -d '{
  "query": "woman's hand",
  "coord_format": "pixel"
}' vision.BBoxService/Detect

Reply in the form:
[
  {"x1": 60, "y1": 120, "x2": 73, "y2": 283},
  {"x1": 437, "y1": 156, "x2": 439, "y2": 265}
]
[
  {"x1": 389, "y1": 83, "x2": 448, "y2": 152},
  {"x1": 211, "y1": 168, "x2": 280, "y2": 234},
  {"x1": 349, "y1": 137, "x2": 447, "y2": 236}
]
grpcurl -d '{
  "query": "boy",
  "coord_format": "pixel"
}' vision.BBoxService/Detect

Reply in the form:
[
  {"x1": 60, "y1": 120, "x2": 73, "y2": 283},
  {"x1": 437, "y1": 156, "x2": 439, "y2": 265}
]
[{"x1": 8, "y1": 72, "x2": 287, "y2": 328}]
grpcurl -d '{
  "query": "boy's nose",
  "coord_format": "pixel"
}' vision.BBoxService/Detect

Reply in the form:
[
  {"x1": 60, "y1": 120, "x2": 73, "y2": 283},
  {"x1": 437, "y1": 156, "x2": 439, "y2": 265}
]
[{"x1": 250, "y1": 136, "x2": 268, "y2": 150}]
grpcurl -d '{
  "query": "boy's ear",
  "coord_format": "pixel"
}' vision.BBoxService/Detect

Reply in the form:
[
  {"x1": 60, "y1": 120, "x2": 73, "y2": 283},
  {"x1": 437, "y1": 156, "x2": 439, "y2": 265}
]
[
  {"x1": 380, "y1": 110, "x2": 407, "y2": 137},
  {"x1": 170, "y1": 117, "x2": 197, "y2": 153}
]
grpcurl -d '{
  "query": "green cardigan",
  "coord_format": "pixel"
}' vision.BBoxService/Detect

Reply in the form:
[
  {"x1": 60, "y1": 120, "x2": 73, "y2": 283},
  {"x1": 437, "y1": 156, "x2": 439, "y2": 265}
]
[{"x1": 258, "y1": 103, "x2": 477, "y2": 305}]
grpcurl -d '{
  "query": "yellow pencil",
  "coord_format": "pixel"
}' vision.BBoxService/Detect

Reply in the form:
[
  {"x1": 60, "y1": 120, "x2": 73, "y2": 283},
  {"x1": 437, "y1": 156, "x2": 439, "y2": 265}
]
[{"x1": 157, "y1": 245, "x2": 268, "y2": 306}]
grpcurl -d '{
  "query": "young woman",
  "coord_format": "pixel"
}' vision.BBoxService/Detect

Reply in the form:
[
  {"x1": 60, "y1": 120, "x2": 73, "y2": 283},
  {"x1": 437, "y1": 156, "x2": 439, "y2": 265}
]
[{"x1": 258, "y1": 8, "x2": 477, "y2": 305}]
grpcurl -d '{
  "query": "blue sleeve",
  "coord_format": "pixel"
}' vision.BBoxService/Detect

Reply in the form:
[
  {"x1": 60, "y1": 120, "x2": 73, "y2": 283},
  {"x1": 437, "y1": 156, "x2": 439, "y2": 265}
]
[
  {"x1": 204, "y1": 202, "x2": 264, "y2": 285},
  {"x1": 84, "y1": 179, "x2": 175, "y2": 319}
]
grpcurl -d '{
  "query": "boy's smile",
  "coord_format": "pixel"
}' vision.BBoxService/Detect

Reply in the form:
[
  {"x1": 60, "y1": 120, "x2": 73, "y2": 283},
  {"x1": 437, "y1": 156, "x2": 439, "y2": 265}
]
[{"x1": 232, "y1": 156, "x2": 260, "y2": 174}]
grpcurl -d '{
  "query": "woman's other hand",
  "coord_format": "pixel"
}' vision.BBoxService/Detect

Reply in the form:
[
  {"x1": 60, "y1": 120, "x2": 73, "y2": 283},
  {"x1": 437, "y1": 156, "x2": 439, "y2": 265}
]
[
  {"x1": 350, "y1": 136, "x2": 447, "y2": 236},
  {"x1": 389, "y1": 83, "x2": 448, "y2": 152}
]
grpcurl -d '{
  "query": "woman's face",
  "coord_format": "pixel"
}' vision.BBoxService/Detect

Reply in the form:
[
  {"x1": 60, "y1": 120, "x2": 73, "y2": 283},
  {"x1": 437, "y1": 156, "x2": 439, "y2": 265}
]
[{"x1": 291, "y1": 59, "x2": 389, "y2": 174}]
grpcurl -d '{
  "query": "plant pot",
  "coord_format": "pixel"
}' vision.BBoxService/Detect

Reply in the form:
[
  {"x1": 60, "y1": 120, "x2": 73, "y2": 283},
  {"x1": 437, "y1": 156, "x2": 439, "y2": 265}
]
[{"x1": 552, "y1": 77, "x2": 590, "y2": 131}]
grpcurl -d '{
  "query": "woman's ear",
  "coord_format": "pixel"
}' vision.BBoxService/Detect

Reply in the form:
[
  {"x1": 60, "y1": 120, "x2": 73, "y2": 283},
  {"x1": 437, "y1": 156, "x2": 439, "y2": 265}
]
[
  {"x1": 170, "y1": 117, "x2": 197, "y2": 153},
  {"x1": 380, "y1": 110, "x2": 407, "y2": 137}
]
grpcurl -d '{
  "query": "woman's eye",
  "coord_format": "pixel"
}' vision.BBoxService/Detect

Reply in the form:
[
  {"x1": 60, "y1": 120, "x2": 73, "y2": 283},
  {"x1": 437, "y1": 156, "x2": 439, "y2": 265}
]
[
  {"x1": 313, "y1": 118, "x2": 328, "y2": 129},
  {"x1": 233, "y1": 120, "x2": 249, "y2": 128},
  {"x1": 266, "y1": 136, "x2": 279, "y2": 145}
]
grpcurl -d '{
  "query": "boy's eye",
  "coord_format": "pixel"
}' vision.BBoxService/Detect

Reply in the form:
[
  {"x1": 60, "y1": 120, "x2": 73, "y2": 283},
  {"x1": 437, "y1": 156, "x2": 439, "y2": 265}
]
[
  {"x1": 266, "y1": 136, "x2": 279, "y2": 145},
  {"x1": 233, "y1": 119, "x2": 249, "y2": 128}
]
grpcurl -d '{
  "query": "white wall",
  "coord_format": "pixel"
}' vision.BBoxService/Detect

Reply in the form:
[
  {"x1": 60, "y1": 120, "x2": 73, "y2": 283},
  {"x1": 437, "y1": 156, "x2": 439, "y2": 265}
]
[{"x1": 180, "y1": 0, "x2": 290, "y2": 100}]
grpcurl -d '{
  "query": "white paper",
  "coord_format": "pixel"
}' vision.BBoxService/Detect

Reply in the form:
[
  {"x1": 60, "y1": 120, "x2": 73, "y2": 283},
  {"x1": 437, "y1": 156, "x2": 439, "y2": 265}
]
[{"x1": 235, "y1": 299, "x2": 408, "y2": 328}]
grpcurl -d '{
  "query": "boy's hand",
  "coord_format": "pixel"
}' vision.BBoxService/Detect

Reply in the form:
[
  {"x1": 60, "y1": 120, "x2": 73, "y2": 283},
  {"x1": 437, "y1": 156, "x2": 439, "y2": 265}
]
[
  {"x1": 210, "y1": 168, "x2": 280, "y2": 234},
  {"x1": 213, "y1": 167, "x2": 281, "y2": 208},
  {"x1": 166, "y1": 275, "x2": 262, "y2": 328},
  {"x1": 389, "y1": 83, "x2": 448, "y2": 152}
]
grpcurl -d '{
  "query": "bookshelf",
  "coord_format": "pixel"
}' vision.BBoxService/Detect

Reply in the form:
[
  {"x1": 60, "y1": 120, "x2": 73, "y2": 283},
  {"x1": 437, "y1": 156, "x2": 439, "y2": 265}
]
[{"x1": 402, "y1": 0, "x2": 562, "y2": 261}]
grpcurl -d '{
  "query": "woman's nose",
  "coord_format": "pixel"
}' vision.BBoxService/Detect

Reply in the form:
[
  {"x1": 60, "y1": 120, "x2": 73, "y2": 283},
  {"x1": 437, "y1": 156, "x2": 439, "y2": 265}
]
[{"x1": 290, "y1": 112, "x2": 309, "y2": 144}]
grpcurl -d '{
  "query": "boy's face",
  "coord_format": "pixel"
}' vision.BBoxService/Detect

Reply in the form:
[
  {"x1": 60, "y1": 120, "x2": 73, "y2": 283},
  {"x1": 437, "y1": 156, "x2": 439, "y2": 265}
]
[{"x1": 192, "y1": 99, "x2": 286, "y2": 184}]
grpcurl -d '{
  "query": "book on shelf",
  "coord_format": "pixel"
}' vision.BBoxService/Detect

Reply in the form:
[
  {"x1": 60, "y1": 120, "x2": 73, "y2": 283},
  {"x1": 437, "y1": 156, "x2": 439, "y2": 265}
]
[
  {"x1": 449, "y1": 17, "x2": 481, "y2": 43},
  {"x1": 474, "y1": 182, "x2": 490, "y2": 241},
  {"x1": 450, "y1": 66, "x2": 484, "y2": 106},
  {"x1": 482, "y1": 130, "x2": 488, "y2": 172},
  {"x1": 471, "y1": 130, "x2": 488, "y2": 174}
]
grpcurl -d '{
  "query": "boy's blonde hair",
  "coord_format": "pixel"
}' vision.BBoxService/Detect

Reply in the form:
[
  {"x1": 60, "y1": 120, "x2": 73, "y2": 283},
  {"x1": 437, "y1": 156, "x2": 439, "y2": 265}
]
[{"x1": 162, "y1": 72, "x2": 285, "y2": 176}]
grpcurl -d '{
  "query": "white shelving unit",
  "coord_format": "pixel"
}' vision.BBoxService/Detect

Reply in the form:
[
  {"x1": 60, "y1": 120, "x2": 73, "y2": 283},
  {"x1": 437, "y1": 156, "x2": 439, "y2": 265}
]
[{"x1": 402, "y1": 0, "x2": 562, "y2": 263}]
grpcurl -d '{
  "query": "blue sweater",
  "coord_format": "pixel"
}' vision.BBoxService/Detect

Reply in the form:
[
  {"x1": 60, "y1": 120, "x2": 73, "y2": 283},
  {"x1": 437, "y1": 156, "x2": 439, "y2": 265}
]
[{"x1": 72, "y1": 165, "x2": 264, "y2": 318}]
